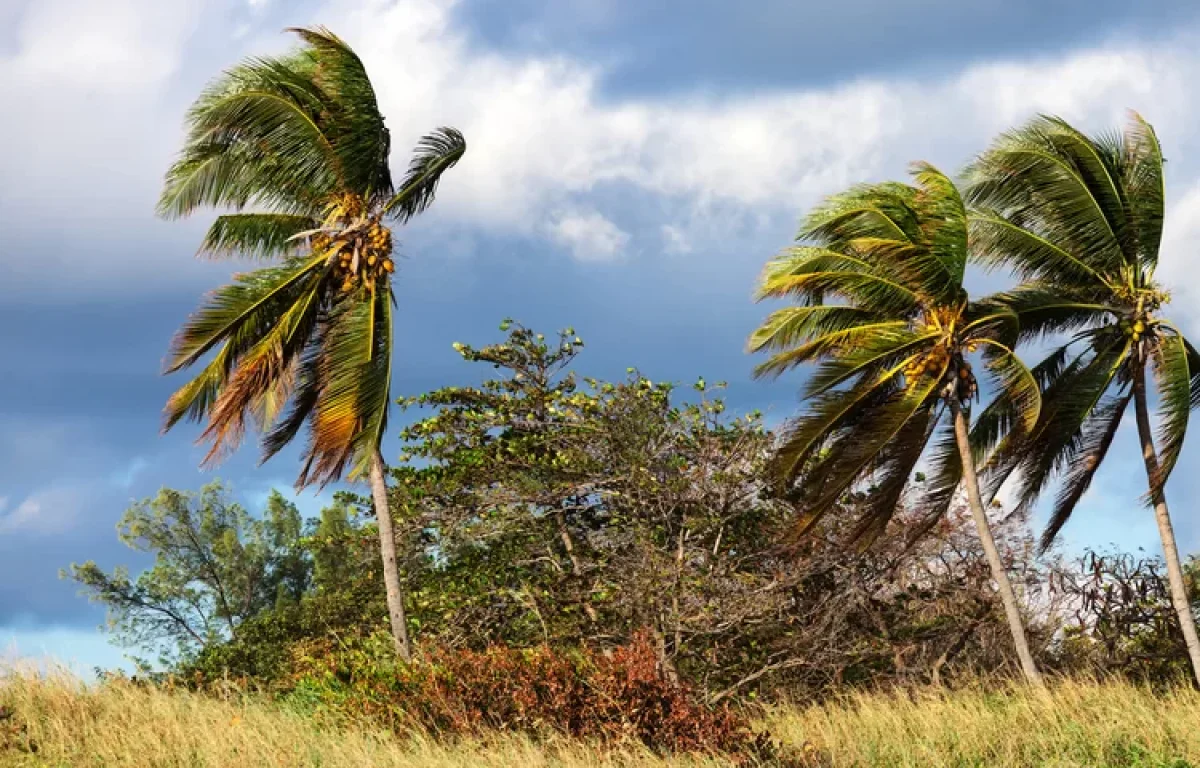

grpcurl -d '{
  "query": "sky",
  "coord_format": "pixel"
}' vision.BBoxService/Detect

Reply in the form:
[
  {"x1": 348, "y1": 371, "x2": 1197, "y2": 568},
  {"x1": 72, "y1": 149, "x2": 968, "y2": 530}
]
[{"x1": 4, "y1": 0, "x2": 1200, "y2": 673}]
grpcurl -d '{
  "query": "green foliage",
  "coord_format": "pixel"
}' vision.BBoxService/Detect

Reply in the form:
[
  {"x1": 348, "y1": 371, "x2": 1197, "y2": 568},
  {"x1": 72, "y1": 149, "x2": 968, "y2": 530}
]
[{"x1": 64, "y1": 482, "x2": 309, "y2": 668}]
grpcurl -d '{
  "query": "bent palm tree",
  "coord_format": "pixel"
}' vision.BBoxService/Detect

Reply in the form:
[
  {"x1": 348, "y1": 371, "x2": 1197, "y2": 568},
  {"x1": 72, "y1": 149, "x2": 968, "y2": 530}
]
[
  {"x1": 965, "y1": 112, "x2": 1200, "y2": 682},
  {"x1": 157, "y1": 27, "x2": 466, "y2": 660},
  {"x1": 749, "y1": 165, "x2": 1044, "y2": 685}
]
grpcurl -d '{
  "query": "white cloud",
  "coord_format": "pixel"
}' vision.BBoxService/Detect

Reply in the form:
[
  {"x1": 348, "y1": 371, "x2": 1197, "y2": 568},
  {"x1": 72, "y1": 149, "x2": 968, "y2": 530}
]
[
  {"x1": 0, "y1": 488, "x2": 82, "y2": 536},
  {"x1": 325, "y1": 0, "x2": 1200, "y2": 267},
  {"x1": 545, "y1": 209, "x2": 630, "y2": 262},
  {"x1": 6, "y1": 0, "x2": 1200, "y2": 291},
  {"x1": 1158, "y1": 182, "x2": 1200, "y2": 334},
  {"x1": 661, "y1": 225, "x2": 692, "y2": 255}
]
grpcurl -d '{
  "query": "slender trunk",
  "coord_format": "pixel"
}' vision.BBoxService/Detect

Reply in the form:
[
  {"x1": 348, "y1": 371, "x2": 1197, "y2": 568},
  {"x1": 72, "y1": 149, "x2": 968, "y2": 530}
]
[
  {"x1": 950, "y1": 399, "x2": 1044, "y2": 687},
  {"x1": 1133, "y1": 367, "x2": 1200, "y2": 684},
  {"x1": 370, "y1": 449, "x2": 412, "y2": 662}
]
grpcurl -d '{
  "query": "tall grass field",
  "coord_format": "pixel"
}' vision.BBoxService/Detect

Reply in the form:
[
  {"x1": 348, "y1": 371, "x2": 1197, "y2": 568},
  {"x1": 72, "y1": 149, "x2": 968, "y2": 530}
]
[{"x1": 2, "y1": 667, "x2": 1198, "y2": 767}]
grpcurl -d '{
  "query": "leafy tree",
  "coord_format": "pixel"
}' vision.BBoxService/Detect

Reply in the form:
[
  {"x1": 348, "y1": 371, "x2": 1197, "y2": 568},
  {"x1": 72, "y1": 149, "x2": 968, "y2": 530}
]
[
  {"x1": 964, "y1": 113, "x2": 1200, "y2": 682},
  {"x1": 748, "y1": 165, "x2": 1045, "y2": 684},
  {"x1": 156, "y1": 27, "x2": 466, "y2": 659},
  {"x1": 65, "y1": 482, "x2": 307, "y2": 669}
]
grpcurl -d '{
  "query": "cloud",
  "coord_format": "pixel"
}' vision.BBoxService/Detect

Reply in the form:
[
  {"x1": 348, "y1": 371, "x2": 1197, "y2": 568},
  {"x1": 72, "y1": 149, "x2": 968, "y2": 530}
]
[
  {"x1": 661, "y1": 225, "x2": 692, "y2": 255},
  {"x1": 109, "y1": 458, "x2": 150, "y2": 490},
  {"x1": 1157, "y1": 182, "x2": 1200, "y2": 333},
  {"x1": 319, "y1": 0, "x2": 1200, "y2": 277},
  {"x1": 545, "y1": 209, "x2": 630, "y2": 262},
  {"x1": 0, "y1": 487, "x2": 83, "y2": 536},
  {"x1": 5, "y1": 0, "x2": 1200, "y2": 296}
]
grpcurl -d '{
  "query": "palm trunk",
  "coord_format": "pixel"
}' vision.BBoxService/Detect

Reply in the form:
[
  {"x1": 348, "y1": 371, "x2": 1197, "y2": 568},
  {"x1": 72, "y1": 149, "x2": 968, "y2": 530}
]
[
  {"x1": 370, "y1": 449, "x2": 412, "y2": 662},
  {"x1": 950, "y1": 398, "x2": 1044, "y2": 686},
  {"x1": 1132, "y1": 367, "x2": 1200, "y2": 684}
]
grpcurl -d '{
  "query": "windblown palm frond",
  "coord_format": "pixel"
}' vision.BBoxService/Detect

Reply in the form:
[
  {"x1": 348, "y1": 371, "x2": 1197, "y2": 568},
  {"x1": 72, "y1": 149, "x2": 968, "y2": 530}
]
[
  {"x1": 751, "y1": 163, "x2": 1038, "y2": 547},
  {"x1": 965, "y1": 111, "x2": 1198, "y2": 546}
]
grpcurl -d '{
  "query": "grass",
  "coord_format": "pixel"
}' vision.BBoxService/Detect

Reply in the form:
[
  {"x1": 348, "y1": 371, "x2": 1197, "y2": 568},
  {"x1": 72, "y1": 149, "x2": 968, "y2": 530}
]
[{"x1": 2, "y1": 665, "x2": 1198, "y2": 767}]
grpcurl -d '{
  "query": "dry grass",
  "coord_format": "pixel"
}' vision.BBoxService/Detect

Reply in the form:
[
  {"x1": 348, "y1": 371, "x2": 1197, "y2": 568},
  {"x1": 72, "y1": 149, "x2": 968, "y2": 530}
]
[
  {"x1": 771, "y1": 676, "x2": 1200, "y2": 767},
  {"x1": 2, "y1": 665, "x2": 1199, "y2": 767}
]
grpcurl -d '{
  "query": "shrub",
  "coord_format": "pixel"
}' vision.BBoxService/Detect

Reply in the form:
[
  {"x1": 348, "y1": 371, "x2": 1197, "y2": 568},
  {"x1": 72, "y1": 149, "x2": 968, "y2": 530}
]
[{"x1": 283, "y1": 629, "x2": 780, "y2": 759}]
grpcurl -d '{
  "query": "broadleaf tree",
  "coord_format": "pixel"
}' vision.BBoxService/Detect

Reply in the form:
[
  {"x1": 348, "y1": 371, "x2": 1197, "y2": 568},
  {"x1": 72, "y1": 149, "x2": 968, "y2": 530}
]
[{"x1": 157, "y1": 26, "x2": 466, "y2": 659}]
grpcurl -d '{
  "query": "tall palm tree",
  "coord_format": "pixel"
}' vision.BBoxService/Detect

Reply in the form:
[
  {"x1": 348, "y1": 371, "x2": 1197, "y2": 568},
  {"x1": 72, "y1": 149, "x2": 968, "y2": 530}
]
[
  {"x1": 749, "y1": 164, "x2": 1045, "y2": 685},
  {"x1": 157, "y1": 27, "x2": 466, "y2": 661},
  {"x1": 964, "y1": 112, "x2": 1200, "y2": 682}
]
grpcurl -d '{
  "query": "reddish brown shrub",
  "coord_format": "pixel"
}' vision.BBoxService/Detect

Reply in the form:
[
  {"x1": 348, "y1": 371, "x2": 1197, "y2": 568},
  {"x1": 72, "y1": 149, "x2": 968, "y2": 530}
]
[{"x1": 284, "y1": 630, "x2": 784, "y2": 760}]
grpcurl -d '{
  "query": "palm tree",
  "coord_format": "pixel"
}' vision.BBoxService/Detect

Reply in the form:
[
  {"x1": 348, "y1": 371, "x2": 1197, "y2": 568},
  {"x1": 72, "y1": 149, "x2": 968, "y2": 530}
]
[
  {"x1": 964, "y1": 112, "x2": 1200, "y2": 682},
  {"x1": 157, "y1": 27, "x2": 466, "y2": 661},
  {"x1": 749, "y1": 164, "x2": 1045, "y2": 685}
]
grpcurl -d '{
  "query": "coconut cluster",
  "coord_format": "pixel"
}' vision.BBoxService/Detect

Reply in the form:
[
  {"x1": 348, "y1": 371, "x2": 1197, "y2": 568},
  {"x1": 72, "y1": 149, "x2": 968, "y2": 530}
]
[
  {"x1": 903, "y1": 344, "x2": 978, "y2": 401},
  {"x1": 1119, "y1": 317, "x2": 1151, "y2": 342},
  {"x1": 312, "y1": 221, "x2": 396, "y2": 293}
]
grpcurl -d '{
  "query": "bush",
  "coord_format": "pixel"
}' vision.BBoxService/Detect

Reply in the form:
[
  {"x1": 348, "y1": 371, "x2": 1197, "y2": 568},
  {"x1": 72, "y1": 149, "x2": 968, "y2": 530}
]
[{"x1": 283, "y1": 630, "x2": 778, "y2": 759}]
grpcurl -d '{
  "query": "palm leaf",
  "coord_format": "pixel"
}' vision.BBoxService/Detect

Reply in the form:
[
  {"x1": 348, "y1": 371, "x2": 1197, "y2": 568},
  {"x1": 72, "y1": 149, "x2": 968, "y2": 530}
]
[
  {"x1": 752, "y1": 320, "x2": 911, "y2": 378},
  {"x1": 288, "y1": 26, "x2": 393, "y2": 197},
  {"x1": 964, "y1": 116, "x2": 1125, "y2": 276},
  {"x1": 382, "y1": 127, "x2": 467, "y2": 222},
  {"x1": 989, "y1": 284, "x2": 1116, "y2": 343},
  {"x1": 165, "y1": 253, "x2": 328, "y2": 372},
  {"x1": 846, "y1": 402, "x2": 940, "y2": 548},
  {"x1": 297, "y1": 288, "x2": 393, "y2": 487},
  {"x1": 967, "y1": 210, "x2": 1111, "y2": 291},
  {"x1": 792, "y1": 369, "x2": 944, "y2": 537},
  {"x1": 1040, "y1": 389, "x2": 1131, "y2": 550},
  {"x1": 199, "y1": 214, "x2": 319, "y2": 260},
  {"x1": 1149, "y1": 324, "x2": 1193, "y2": 492},
  {"x1": 1122, "y1": 111, "x2": 1165, "y2": 272}
]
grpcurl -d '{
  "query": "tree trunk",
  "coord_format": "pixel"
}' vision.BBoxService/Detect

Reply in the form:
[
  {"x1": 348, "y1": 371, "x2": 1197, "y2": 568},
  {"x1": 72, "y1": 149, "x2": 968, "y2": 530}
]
[
  {"x1": 370, "y1": 449, "x2": 412, "y2": 662},
  {"x1": 1132, "y1": 367, "x2": 1200, "y2": 684},
  {"x1": 950, "y1": 398, "x2": 1044, "y2": 687}
]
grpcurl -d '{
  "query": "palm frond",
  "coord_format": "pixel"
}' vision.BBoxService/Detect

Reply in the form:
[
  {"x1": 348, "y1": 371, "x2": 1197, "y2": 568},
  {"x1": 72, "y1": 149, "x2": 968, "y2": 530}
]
[
  {"x1": 159, "y1": 53, "x2": 341, "y2": 218},
  {"x1": 792, "y1": 370, "x2": 944, "y2": 537},
  {"x1": 846, "y1": 402, "x2": 940, "y2": 548},
  {"x1": 752, "y1": 320, "x2": 911, "y2": 378},
  {"x1": 1006, "y1": 333, "x2": 1131, "y2": 516},
  {"x1": 908, "y1": 418, "x2": 963, "y2": 544},
  {"x1": 1122, "y1": 111, "x2": 1165, "y2": 273},
  {"x1": 1149, "y1": 324, "x2": 1193, "y2": 492},
  {"x1": 164, "y1": 253, "x2": 328, "y2": 373},
  {"x1": 976, "y1": 339, "x2": 1042, "y2": 433},
  {"x1": 770, "y1": 374, "x2": 901, "y2": 482},
  {"x1": 802, "y1": 330, "x2": 940, "y2": 398},
  {"x1": 800, "y1": 182, "x2": 920, "y2": 246},
  {"x1": 963, "y1": 115, "x2": 1126, "y2": 277},
  {"x1": 910, "y1": 161, "x2": 969, "y2": 292},
  {"x1": 967, "y1": 210, "x2": 1111, "y2": 291},
  {"x1": 297, "y1": 287, "x2": 393, "y2": 487},
  {"x1": 1040, "y1": 389, "x2": 1131, "y2": 551},
  {"x1": 288, "y1": 26, "x2": 393, "y2": 197},
  {"x1": 196, "y1": 276, "x2": 325, "y2": 465},
  {"x1": 382, "y1": 127, "x2": 467, "y2": 223},
  {"x1": 747, "y1": 305, "x2": 880, "y2": 354},
  {"x1": 989, "y1": 284, "x2": 1117, "y2": 344},
  {"x1": 198, "y1": 214, "x2": 319, "y2": 260}
]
